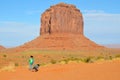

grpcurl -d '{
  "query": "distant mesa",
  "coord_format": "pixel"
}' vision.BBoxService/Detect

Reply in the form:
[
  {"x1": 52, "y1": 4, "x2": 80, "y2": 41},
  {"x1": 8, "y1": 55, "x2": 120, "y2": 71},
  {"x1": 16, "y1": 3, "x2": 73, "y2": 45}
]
[
  {"x1": 0, "y1": 45, "x2": 5, "y2": 50},
  {"x1": 12, "y1": 3, "x2": 104, "y2": 51}
]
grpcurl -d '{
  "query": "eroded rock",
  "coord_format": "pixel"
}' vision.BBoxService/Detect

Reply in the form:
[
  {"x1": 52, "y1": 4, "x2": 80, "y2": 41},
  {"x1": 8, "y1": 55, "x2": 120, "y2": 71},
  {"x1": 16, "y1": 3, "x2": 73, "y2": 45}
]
[{"x1": 40, "y1": 3, "x2": 83, "y2": 35}]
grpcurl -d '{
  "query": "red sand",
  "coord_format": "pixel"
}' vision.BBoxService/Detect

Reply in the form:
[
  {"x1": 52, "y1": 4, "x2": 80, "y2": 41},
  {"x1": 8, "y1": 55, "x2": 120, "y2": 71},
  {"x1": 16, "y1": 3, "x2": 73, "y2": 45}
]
[{"x1": 0, "y1": 60, "x2": 120, "y2": 80}]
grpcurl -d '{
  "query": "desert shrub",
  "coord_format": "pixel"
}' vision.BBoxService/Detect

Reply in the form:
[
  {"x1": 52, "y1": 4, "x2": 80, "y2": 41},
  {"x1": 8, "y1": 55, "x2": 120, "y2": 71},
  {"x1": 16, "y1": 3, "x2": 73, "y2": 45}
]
[
  {"x1": 59, "y1": 58, "x2": 69, "y2": 64},
  {"x1": 51, "y1": 59, "x2": 56, "y2": 64},
  {"x1": 83, "y1": 57, "x2": 94, "y2": 63},
  {"x1": 69, "y1": 57, "x2": 75, "y2": 60},
  {"x1": 104, "y1": 56, "x2": 113, "y2": 60},
  {"x1": 96, "y1": 56, "x2": 104, "y2": 60},
  {"x1": 59, "y1": 57, "x2": 80, "y2": 64},
  {"x1": 109, "y1": 56, "x2": 113, "y2": 60},
  {"x1": 0, "y1": 65, "x2": 15, "y2": 72},
  {"x1": 59, "y1": 57, "x2": 95, "y2": 64},
  {"x1": 63, "y1": 59, "x2": 69, "y2": 64},
  {"x1": 14, "y1": 63, "x2": 19, "y2": 67},
  {"x1": 43, "y1": 55, "x2": 46, "y2": 57},
  {"x1": 21, "y1": 56, "x2": 26, "y2": 58},
  {"x1": 40, "y1": 63, "x2": 46, "y2": 66},
  {"x1": 115, "y1": 54, "x2": 120, "y2": 58},
  {"x1": 3, "y1": 54, "x2": 7, "y2": 58},
  {"x1": 62, "y1": 56, "x2": 65, "y2": 58},
  {"x1": 69, "y1": 57, "x2": 80, "y2": 62}
]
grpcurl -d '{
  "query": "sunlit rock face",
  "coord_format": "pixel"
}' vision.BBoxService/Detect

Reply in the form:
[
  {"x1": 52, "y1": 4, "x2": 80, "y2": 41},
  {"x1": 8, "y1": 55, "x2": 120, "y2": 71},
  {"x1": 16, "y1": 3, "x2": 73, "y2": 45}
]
[{"x1": 40, "y1": 3, "x2": 83, "y2": 35}]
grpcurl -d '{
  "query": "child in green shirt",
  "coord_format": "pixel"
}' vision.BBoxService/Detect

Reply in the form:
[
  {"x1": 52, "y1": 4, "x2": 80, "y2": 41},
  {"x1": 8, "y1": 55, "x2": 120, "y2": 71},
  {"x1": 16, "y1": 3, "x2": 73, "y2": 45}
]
[{"x1": 29, "y1": 56, "x2": 34, "y2": 70}]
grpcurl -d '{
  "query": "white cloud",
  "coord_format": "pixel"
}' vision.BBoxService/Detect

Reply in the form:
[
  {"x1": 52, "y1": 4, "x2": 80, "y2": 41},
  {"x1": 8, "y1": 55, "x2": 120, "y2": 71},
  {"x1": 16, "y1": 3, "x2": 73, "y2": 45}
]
[
  {"x1": 26, "y1": 10, "x2": 41, "y2": 15},
  {"x1": 0, "y1": 21, "x2": 39, "y2": 35},
  {"x1": 83, "y1": 11, "x2": 120, "y2": 44},
  {"x1": 83, "y1": 13, "x2": 120, "y2": 33},
  {"x1": 0, "y1": 21, "x2": 39, "y2": 47},
  {"x1": 82, "y1": 10, "x2": 105, "y2": 14}
]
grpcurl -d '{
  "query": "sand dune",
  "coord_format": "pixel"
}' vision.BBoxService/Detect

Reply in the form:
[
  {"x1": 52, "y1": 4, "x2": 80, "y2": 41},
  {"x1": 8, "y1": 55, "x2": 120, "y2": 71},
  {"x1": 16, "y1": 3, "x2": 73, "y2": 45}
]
[{"x1": 0, "y1": 60, "x2": 120, "y2": 80}]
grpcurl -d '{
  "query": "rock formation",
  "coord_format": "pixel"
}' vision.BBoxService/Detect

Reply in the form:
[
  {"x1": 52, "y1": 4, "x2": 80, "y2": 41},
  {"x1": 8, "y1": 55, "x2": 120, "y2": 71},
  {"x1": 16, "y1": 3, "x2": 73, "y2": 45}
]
[
  {"x1": 40, "y1": 3, "x2": 83, "y2": 35},
  {"x1": 11, "y1": 3, "x2": 104, "y2": 51}
]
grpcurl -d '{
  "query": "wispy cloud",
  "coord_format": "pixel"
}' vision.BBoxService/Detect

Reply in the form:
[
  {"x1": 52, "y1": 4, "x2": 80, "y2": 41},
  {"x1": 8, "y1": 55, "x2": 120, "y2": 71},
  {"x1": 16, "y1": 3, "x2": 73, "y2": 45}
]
[
  {"x1": 83, "y1": 13, "x2": 120, "y2": 33},
  {"x1": 0, "y1": 21, "x2": 39, "y2": 34},
  {"x1": 83, "y1": 11, "x2": 120, "y2": 44},
  {"x1": 0, "y1": 21, "x2": 39, "y2": 47},
  {"x1": 26, "y1": 10, "x2": 41, "y2": 15},
  {"x1": 82, "y1": 10, "x2": 105, "y2": 14}
]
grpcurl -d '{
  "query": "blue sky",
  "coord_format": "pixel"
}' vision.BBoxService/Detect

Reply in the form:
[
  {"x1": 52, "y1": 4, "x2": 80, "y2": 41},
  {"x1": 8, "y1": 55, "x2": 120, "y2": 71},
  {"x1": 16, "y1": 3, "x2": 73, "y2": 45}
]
[{"x1": 0, "y1": 0, "x2": 120, "y2": 47}]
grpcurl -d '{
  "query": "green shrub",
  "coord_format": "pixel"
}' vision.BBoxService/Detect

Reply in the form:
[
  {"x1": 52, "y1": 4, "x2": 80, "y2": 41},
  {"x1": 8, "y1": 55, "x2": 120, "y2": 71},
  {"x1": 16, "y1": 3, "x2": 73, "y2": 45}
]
[
  {"x1": 14, "y1": 63, "x2": 19, "y2": 67},
  {"x1": 109, "y1": 56, "x2": 113, "y2": 60},
  {"x1": 104, "y1": 56, "x2": 113, "y2": 60},
  {"x1": 115, "y1": 54, "x2": 120, "y2": 58},
  {"x1": 83, "y1": 57, "x2": 94, "y2": 63},
  {"x1": 3, "y1": 54, "x2": 7, "y2": 58},
  {"x1": 63, "y1": 59, "x2": 69, "y2": 64},
  {"x1": 96, "y1": 56, "x2": 104, "y2": 60},
  {"x1": 51, "y1": 59, "x2": 56, "y2": 64}
]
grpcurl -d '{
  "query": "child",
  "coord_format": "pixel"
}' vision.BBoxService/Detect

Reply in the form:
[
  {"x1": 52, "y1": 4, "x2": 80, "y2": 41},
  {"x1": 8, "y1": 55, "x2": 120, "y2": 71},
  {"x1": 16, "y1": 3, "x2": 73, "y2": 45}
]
[
  {"x1": 29, "y1": 56, "x2": 34, "y2": 70},
  {"x1": 32, "y1": 64, "x2": 40, "y2": 72}
]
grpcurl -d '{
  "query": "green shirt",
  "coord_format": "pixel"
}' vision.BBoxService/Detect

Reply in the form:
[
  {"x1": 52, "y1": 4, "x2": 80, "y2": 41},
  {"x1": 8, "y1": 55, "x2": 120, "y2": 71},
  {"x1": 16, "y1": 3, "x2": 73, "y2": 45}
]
[{"x1": 29, "y1": 58, "x2": 34, "y2": 64}]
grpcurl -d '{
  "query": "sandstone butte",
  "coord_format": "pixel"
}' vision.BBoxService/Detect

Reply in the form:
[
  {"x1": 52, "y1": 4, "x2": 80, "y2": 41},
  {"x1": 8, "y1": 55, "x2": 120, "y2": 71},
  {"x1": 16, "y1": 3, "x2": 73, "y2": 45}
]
[{"x1": 6, "y1": 3, "x2": 105, "y2": 52}]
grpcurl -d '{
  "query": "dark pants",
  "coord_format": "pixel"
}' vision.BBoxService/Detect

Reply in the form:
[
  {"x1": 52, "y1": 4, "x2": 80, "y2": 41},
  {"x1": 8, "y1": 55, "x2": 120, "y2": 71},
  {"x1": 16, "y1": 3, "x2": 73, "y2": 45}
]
[{"x1": 33, "y1": 67, "x2": 38, "y2": 72}]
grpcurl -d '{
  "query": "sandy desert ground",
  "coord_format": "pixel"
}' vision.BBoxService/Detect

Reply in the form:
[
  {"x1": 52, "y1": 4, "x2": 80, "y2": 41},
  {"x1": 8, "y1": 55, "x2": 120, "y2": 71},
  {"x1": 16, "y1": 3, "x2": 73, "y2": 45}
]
[{"x1": 0, "y1": 60, "x2": 120, "y2": 80}]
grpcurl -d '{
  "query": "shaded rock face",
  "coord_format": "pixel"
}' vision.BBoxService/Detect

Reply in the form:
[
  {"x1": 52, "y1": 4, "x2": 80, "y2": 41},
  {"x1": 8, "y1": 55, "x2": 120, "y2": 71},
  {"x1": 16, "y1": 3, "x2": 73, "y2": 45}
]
[{"x1": 40, "y1": 3, "x2": 83, "y2": 35}]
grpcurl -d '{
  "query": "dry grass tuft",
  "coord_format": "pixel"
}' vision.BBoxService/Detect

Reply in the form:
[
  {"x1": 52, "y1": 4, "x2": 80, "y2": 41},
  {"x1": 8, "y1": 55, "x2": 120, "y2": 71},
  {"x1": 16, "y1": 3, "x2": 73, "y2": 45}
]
[{"x1": 0, "y1": 62, "x2": 15, "y2": 72}]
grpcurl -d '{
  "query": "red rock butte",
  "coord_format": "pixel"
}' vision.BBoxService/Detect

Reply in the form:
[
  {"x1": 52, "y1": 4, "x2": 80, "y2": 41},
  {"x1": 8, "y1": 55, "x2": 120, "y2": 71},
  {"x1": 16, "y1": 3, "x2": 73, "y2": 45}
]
[
  {"x1": 16, "y1": 3, "x2": 104, "y2": 51},
  {"x1": 40, "y1": 3, "x2": 83, "y2": 35}
]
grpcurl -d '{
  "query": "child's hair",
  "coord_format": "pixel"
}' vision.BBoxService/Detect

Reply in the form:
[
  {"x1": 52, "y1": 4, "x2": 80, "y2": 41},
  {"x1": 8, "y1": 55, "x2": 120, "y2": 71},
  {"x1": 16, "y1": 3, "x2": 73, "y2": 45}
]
[{"x1": 30, "y1": 56, "x2": 33, "y2": 58}]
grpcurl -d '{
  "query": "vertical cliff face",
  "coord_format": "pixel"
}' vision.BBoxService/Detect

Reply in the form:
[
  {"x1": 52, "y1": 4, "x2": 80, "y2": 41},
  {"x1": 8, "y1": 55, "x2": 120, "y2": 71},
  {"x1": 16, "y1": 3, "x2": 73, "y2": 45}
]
[{"x1": 40, "y1": 3, "x2": 83, "y2": 35}]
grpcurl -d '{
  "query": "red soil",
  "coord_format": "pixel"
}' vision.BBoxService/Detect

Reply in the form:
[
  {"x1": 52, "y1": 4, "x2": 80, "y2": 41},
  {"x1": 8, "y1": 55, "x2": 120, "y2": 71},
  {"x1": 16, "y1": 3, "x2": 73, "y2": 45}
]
[{"x1": 0, "y1": 60, "x2": 120, "y2": 80}]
